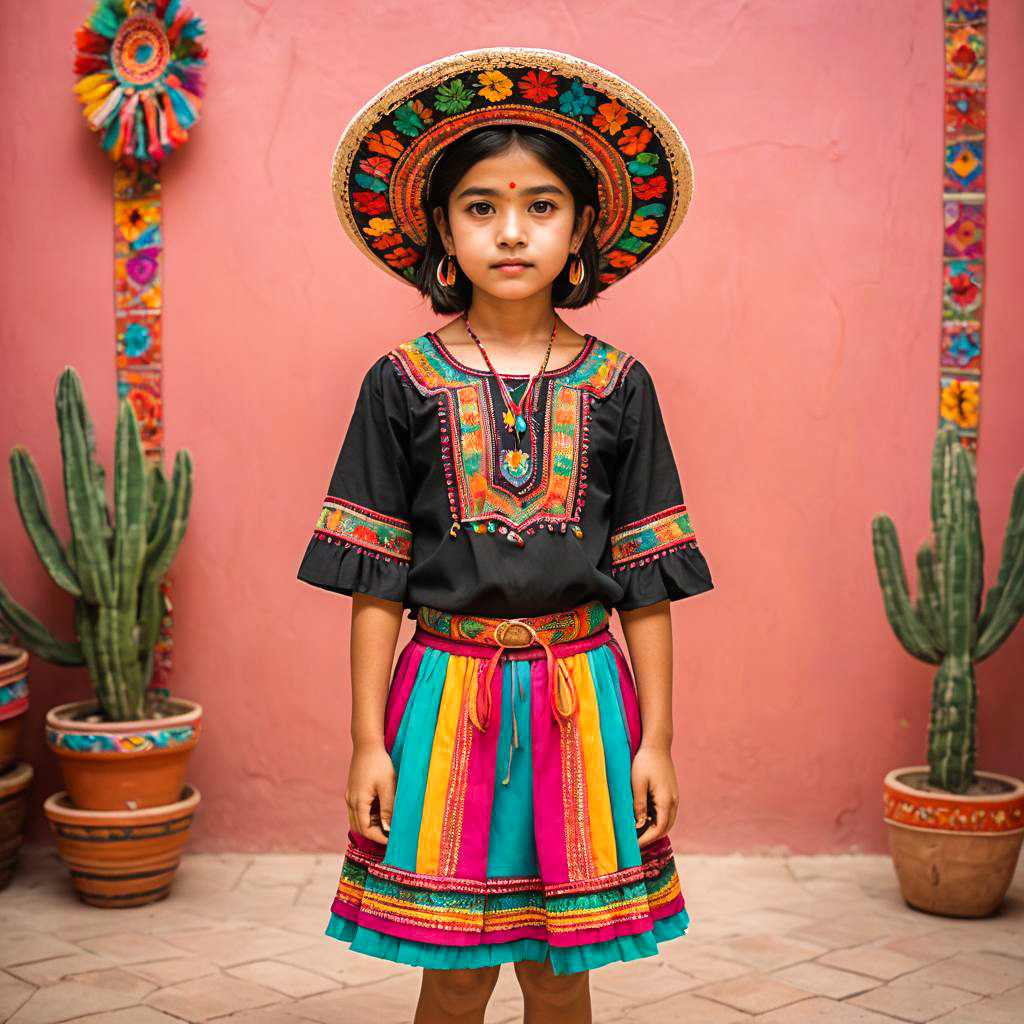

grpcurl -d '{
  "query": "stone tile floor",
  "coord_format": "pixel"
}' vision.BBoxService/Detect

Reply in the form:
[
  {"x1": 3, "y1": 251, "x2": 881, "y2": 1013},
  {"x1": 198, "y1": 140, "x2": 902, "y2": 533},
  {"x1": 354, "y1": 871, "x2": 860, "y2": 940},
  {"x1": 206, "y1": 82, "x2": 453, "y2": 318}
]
[{"x1": 0, "y1": 846, "x2": 1022, "y2": 1023}]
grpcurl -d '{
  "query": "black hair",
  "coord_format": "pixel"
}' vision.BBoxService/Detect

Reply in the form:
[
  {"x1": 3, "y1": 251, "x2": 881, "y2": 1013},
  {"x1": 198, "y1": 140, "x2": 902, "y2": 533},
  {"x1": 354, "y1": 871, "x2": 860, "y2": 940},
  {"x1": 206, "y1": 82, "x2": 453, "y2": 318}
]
[{"x1": 413, "y1": 125, "x2": 601, "y2": 314}]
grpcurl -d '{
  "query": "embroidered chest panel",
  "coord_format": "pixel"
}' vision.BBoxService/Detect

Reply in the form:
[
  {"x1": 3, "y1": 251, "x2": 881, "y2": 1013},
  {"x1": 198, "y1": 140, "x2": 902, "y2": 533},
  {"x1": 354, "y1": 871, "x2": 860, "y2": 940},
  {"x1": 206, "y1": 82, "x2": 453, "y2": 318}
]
[{"x1": 388, "y1": 335, "x2": 634, "y2": 533}]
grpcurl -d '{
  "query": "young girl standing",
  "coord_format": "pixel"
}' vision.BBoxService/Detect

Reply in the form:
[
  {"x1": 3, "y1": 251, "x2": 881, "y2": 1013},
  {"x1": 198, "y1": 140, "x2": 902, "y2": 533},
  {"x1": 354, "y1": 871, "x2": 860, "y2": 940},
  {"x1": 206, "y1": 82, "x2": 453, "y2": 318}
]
[{"x1": 298, "y1": 48, "x2": 714, "y2": 1023}]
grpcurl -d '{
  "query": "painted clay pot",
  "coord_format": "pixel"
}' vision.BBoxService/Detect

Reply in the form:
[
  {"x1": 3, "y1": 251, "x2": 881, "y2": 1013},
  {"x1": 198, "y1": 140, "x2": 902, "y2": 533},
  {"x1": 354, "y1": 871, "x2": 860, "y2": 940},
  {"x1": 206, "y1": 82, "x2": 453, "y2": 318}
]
[
  {"x1": 0, "y1": 761, "x2": 33, "y2": 890},
  {"x1": 46, "y1": 697, "x2": 202, "y2": 812},
  {"x1": 44, "y1": 783, "x2": 201, "y2": 907},
  {"x1": 883, "y1": 766, "x2": 1024, "y2": 918},
  {"x1": 0, "y1": 645, "x2": 29, "y2": 770}
]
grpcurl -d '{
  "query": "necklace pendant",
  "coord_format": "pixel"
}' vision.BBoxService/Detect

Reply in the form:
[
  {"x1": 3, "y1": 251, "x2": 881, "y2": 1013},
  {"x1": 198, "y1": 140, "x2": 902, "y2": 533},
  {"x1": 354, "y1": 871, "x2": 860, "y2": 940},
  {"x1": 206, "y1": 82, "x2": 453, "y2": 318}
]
[{"x1": 500, "y1": 447, "x2": 531, "y2": 483}]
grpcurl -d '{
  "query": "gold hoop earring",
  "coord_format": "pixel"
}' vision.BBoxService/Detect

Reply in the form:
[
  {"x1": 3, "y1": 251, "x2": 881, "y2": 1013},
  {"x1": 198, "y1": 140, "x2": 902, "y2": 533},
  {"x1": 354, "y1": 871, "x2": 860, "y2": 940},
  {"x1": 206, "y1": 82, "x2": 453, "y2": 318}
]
[
  {"x1": 436, "y1": 253, "x2": 457, "y2": 288},
  {"x1": 567, "y1": 252, "x2": 585, "y2": 287}
]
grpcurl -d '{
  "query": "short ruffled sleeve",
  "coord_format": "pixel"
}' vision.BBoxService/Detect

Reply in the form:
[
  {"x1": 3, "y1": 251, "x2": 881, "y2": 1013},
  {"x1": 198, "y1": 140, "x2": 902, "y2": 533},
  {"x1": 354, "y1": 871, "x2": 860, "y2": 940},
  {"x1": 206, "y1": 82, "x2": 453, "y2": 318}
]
[
  {"x1": 607, "y1": 360, "x2": 714, "y2": 611},
  {"x1": 296, "y1": 355, "x2": 413, "y2": 604}
]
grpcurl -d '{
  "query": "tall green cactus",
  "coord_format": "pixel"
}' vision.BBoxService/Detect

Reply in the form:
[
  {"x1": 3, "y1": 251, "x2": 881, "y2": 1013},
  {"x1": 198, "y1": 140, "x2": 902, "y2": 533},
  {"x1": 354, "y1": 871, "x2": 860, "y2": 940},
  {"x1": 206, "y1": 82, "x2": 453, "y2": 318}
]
[
  {"x1": 0, "y1": 367, "x2": 193, "y2": 721},
  {"x1": 872, "y1": 425, "x2": 1024, "y2": 793}
]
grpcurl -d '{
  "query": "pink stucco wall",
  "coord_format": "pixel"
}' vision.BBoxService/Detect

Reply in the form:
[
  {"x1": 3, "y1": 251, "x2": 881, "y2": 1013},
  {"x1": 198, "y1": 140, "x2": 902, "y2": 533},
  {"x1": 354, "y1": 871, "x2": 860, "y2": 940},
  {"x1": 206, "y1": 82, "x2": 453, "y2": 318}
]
[{"x1": 2, "y1": 1, "x2": 1022, "y2": 854}]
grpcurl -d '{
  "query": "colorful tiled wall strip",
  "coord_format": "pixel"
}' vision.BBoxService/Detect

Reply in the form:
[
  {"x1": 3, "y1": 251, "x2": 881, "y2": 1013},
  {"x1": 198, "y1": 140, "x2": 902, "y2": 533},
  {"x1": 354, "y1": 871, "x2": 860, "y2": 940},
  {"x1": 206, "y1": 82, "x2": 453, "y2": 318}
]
[
  {"x1": 72, "y1": 0, "x2": 208, "y2": 691},
  {"x1": 941, "y1": 0, "x2": 987, "y2": 452}
]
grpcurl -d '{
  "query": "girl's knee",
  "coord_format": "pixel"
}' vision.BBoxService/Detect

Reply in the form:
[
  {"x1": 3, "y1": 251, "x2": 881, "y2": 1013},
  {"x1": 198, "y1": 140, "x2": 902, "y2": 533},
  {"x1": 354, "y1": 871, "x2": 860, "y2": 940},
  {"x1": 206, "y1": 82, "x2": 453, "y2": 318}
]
[
  {"x1": 421, "y1": 964, "x2": 500, "y2": 1012},
  {"x1": 514, "y1": 958, "x2": 590, "y2": 1003}
]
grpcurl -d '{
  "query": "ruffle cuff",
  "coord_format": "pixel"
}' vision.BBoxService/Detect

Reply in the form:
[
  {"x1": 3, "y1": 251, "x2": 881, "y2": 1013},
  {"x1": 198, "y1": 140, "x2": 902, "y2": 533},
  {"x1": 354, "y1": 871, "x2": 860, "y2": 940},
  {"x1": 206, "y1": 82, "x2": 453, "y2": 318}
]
[
  {"x1": 611, "y1": 540, "x2": 713, "y2": 611},
  {"x1": 297, "y1": 533, "x2": 409, "y2": 604}
]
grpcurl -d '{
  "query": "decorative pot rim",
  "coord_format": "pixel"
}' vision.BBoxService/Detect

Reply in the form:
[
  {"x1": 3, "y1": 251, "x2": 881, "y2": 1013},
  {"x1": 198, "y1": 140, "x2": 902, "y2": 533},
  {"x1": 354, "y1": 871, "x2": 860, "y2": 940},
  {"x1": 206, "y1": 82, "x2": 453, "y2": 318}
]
[
  {"x1": 46, "y1": 697, "x2": 202, "y2": 734},
  {"x1": 0, "y1": 644, "x2": 28, "y2": 680},
  {"x1": 883, "y1": 765, "x2": 1024, "y2": 836},
  {"x1": 0, "y1": 760, "x2": 34, "y2": 794},
  {"x1": 43, "y1": 783, "x2": 201, "y2": 823},
  {"x1": 0, "y1": 644, "x2": 29, "y2": 723},
  {"x1": 884, "y1": 766, "x2": 1024, "y2": 800}
]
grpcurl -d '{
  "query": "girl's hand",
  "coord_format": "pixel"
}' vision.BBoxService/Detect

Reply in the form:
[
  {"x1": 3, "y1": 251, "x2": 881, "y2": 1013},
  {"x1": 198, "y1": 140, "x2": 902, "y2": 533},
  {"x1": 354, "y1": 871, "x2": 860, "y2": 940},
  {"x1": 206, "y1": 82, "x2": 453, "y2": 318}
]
[
  {"x1": 346, "y1": 740, "x2": 395, "y2": 846},
  {"x1": 631, "y1": 742, "x2": 679, "y2": 850}
]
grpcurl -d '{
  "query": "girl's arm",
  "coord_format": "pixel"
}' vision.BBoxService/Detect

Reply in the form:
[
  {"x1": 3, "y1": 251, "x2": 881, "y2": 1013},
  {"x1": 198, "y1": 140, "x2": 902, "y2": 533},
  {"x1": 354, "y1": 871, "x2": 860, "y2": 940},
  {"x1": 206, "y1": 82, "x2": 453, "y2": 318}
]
[
  {"x1": 618, "y1": 599, "x2": 679, "y2": 849},
  {"x1": 347, "y1": 592, "x2": 404, "y2": 845}
]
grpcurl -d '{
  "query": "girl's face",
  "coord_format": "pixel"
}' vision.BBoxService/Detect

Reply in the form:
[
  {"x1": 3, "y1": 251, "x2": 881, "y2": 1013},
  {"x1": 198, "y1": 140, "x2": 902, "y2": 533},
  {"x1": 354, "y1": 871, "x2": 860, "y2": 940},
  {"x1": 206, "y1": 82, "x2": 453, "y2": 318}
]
[{"x1": 433, "y1": 143, "x2": 595, "y2": 303}]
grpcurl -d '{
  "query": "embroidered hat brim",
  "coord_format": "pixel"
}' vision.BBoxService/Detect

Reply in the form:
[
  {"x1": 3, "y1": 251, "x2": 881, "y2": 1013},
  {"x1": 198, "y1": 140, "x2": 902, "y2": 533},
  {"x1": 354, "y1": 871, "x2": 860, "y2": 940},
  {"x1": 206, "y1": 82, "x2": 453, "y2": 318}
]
[{"x1": 331, "y1": 47, "x2": 693, "y2": 291}]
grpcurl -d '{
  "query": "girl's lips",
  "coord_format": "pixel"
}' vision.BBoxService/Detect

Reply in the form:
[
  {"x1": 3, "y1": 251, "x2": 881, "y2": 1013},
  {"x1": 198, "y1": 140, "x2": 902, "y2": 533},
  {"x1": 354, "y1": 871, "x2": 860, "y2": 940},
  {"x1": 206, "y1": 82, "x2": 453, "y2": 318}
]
[{"x1": 494, "y1": 263, "x2": 531, "y2": 273}]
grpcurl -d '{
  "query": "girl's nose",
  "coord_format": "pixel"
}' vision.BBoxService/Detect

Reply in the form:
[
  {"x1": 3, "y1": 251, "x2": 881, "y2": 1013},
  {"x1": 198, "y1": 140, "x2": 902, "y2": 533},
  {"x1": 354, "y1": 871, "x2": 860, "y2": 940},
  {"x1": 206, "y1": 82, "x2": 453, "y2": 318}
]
[{"x1": 495, "y1": 211, "x2": 528, "y2": 247}]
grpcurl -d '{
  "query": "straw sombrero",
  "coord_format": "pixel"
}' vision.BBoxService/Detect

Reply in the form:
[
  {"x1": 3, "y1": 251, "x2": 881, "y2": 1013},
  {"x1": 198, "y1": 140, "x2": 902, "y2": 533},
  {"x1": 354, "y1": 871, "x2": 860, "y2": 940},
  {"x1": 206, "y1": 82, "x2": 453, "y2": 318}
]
[{"x1": 331, "y1": 47, "x2": 693, "y2": 291}]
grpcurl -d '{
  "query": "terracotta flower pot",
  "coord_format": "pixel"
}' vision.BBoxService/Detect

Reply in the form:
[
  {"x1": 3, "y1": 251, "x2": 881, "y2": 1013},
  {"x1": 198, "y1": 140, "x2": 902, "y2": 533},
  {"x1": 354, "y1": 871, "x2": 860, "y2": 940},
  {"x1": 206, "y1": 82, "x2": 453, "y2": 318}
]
[
  {"x1": 0, "y1": 760, "x2": 33, "y2": 890},
  {"x1": 883, "y1": 766, "x2": 1024, "y2": 918},
  {"x1": 0, "y1": 645, "x2": 29, "y2": 770},
  {"x1": 46, "y1": 697, "x2": 202, "y2": 811},
  {"x1": 44, "y1": 783, "x2": 201, "y2": 907}
]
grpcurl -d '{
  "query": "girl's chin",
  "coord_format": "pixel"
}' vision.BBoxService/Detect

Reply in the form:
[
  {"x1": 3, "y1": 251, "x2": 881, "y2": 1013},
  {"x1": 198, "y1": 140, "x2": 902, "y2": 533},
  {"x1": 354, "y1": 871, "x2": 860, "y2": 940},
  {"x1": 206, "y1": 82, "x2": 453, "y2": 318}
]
[{"x1": 467, "y1": 278, "x2": 556, "y2": 300}]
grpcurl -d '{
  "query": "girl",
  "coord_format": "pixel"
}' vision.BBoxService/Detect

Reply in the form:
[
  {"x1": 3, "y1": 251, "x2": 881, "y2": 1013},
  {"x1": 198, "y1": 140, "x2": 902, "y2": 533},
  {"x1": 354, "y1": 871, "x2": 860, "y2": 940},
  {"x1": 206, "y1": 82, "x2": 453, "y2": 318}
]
[{"x1": 298, "y1": 48, "x2": 714, "y2": 1024}]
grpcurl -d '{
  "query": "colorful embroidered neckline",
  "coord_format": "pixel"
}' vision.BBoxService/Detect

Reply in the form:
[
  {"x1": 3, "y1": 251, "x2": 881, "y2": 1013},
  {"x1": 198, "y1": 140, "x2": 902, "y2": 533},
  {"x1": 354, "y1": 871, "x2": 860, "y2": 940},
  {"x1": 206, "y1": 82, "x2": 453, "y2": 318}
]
[
  {"x1": 391, "y1": 333, "x2": 631, "y2": 397},
  {"x1": 388, "y1": 334, "x2": 635, "y2": 540},
  {"x1": 427, "y1": 332, "x2": 596, "y2": 380}
]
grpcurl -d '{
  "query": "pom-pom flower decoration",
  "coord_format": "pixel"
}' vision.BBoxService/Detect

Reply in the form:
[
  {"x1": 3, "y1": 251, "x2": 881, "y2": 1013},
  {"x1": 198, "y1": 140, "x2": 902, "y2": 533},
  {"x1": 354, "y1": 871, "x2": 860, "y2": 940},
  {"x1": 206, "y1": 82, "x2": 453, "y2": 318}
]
[{"x1": 73, "y1": 0, "x2": 207, "y2": 164}]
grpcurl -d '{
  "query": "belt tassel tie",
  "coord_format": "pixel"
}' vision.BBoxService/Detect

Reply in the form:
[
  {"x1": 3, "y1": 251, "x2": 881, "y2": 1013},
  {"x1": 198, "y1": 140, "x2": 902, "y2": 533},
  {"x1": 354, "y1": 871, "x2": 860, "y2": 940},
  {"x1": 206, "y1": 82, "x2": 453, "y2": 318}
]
[{"x1": 465, "y1": 620, "x2": 580, "y2": 786}]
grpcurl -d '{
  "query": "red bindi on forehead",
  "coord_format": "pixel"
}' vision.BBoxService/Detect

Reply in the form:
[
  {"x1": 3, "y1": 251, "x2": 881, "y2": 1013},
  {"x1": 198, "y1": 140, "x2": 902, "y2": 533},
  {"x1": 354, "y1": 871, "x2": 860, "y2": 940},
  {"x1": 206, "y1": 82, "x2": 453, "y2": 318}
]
[{"x1": 509, "y1": 182, "x2": 515, "y2": 189}]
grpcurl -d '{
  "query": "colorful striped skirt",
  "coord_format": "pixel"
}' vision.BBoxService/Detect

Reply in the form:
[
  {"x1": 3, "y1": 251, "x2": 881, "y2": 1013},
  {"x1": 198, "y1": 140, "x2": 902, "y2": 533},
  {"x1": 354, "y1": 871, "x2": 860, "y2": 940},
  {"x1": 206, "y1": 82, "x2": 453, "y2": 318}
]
[{"x1": 325, "y1": 599, "x2": 691, "y2": 975}]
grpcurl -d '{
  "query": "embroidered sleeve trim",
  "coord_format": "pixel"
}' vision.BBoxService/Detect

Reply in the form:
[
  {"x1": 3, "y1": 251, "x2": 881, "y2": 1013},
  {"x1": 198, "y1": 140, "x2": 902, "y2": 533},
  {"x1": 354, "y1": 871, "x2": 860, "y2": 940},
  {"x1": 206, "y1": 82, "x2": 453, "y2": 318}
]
[
  {"x1": 312, "y1": 496, "x2": 412, "y2": 563},
  {"x1": 609, "y1": 503, "x2": 697, "y2": 569}
]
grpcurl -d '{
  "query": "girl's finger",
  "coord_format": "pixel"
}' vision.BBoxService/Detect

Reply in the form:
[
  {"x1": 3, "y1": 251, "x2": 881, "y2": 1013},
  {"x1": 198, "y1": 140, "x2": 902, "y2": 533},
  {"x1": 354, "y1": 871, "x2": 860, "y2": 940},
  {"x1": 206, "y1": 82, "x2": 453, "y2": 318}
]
[
  {"x1": 356, "y1": 795, "x2": 374, "y2": 839},
  {"x1": 638, "y1": 788, "x2": 669, "y2": 848},
  {"x1": 360, "y1": 793, "x2": 390, "y2": 846},
  {"x1": 632, "y1": 778, "x2": 650, "y2": 829},
  {"x1": 378, "y1": 782, "x2": 395, "y2": 836},
  {"x1": 363, "y1": 823, "x2": 389, "y2": 845}
]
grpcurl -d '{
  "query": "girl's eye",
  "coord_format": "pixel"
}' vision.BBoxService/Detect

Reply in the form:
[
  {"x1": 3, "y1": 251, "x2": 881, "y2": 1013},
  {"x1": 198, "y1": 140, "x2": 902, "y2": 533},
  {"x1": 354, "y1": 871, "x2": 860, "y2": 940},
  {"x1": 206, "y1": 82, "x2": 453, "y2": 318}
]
[{"x1": 465, "y1": 200, "x2": 556, "y2": 215}]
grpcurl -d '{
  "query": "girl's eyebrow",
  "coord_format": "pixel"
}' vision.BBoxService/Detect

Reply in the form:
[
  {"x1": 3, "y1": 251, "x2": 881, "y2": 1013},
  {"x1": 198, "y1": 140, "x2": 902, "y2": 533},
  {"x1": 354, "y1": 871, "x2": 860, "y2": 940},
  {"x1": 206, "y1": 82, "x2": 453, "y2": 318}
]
[{"x1": 455, "y1": 184, "x2": 566, "y2": 200}]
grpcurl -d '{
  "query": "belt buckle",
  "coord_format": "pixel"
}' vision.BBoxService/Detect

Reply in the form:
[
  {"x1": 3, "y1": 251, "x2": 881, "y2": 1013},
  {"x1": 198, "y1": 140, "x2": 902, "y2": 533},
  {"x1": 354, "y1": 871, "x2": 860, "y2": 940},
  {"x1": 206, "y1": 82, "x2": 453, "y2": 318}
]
[{"x1": 494, "y1": 619, "x2": 533, "y2": 647}]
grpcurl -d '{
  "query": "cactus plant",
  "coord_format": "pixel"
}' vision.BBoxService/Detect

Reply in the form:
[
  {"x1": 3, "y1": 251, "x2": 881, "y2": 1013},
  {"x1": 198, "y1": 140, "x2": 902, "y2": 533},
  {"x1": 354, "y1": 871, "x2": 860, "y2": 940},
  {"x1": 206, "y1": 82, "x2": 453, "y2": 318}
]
[
  {"x1": 0, "y1": 368, "x2": 192, "y2": 721},
  {"x1": 872, "y1": 425, "x2": 1024, "y2": 794}
]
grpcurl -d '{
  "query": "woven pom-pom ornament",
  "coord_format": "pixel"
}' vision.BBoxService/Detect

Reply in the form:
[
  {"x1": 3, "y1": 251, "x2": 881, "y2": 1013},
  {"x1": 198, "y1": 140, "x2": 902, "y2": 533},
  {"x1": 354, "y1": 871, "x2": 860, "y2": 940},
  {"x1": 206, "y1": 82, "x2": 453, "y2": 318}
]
[{"x1": 73, "y1": 0, "x2": 207, "y2": 164}]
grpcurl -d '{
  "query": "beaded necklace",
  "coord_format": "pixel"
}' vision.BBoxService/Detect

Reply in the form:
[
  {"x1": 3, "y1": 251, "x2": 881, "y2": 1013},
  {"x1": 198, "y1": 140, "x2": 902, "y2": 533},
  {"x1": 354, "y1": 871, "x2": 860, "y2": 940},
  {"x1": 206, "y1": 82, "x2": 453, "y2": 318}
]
[{"x1": 462, "y1": 314, "x2": 557, "y2": 487}]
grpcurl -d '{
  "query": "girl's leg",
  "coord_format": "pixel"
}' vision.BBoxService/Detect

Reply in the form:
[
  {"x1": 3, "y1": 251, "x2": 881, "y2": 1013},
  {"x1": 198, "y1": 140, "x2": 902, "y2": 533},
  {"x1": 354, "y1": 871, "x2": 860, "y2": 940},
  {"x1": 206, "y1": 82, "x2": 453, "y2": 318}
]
[
  {"x1": 514, "y1": 959, "x2": 592, "y2": 1024},
  {"x1": 414, "y1": 965, "x2": 501, "y2": 1024}
]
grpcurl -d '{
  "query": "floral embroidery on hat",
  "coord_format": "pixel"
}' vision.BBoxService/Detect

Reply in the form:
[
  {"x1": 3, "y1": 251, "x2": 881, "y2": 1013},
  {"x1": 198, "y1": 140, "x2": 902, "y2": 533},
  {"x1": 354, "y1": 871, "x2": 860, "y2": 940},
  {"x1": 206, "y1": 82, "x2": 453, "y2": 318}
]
[
  {"x1": 477, "y1": 70, "x2": 514, "y2": 103},
  {"x1": 593, "y1": 99, "x2": 628, "y2": 135},
  {"x1": 365, "y1": 129, "x2": 404, "y2": 158},
  {"x1": 394, "y1": 101, "x2": 428, "y2": 137},
  {"x1": 435, "y1": 77, "x2": 473, "y2": 113},
  {"x1": 518, "y1": 69, "x2": 558, "y2": 102},
  {"x1": 629, "y1": 214, "x2": 659, "y2": 238},
  {"x1": 633, "y1": 176, "x2": 667, "y2": 200},
  {"x1": 353, "y1": 191, "x2": 388, "y2": 214},
  {"x1": 617, "y1": 125, "x2": 652, "y2": 155},
  {"x1": 363, "y1": 217, "x2": 397, "y2": 237},
  {"x1": 558, "y1": 78, "x2": 596, "y2": 118}
]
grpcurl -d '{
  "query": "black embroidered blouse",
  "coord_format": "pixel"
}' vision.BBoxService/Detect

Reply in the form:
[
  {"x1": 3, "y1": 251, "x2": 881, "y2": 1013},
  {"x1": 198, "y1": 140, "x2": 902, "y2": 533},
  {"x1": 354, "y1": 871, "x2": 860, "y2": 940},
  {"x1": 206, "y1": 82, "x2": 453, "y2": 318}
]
[{"x1": 296, "y1": 331, "x2": 714, "y2": 619}]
